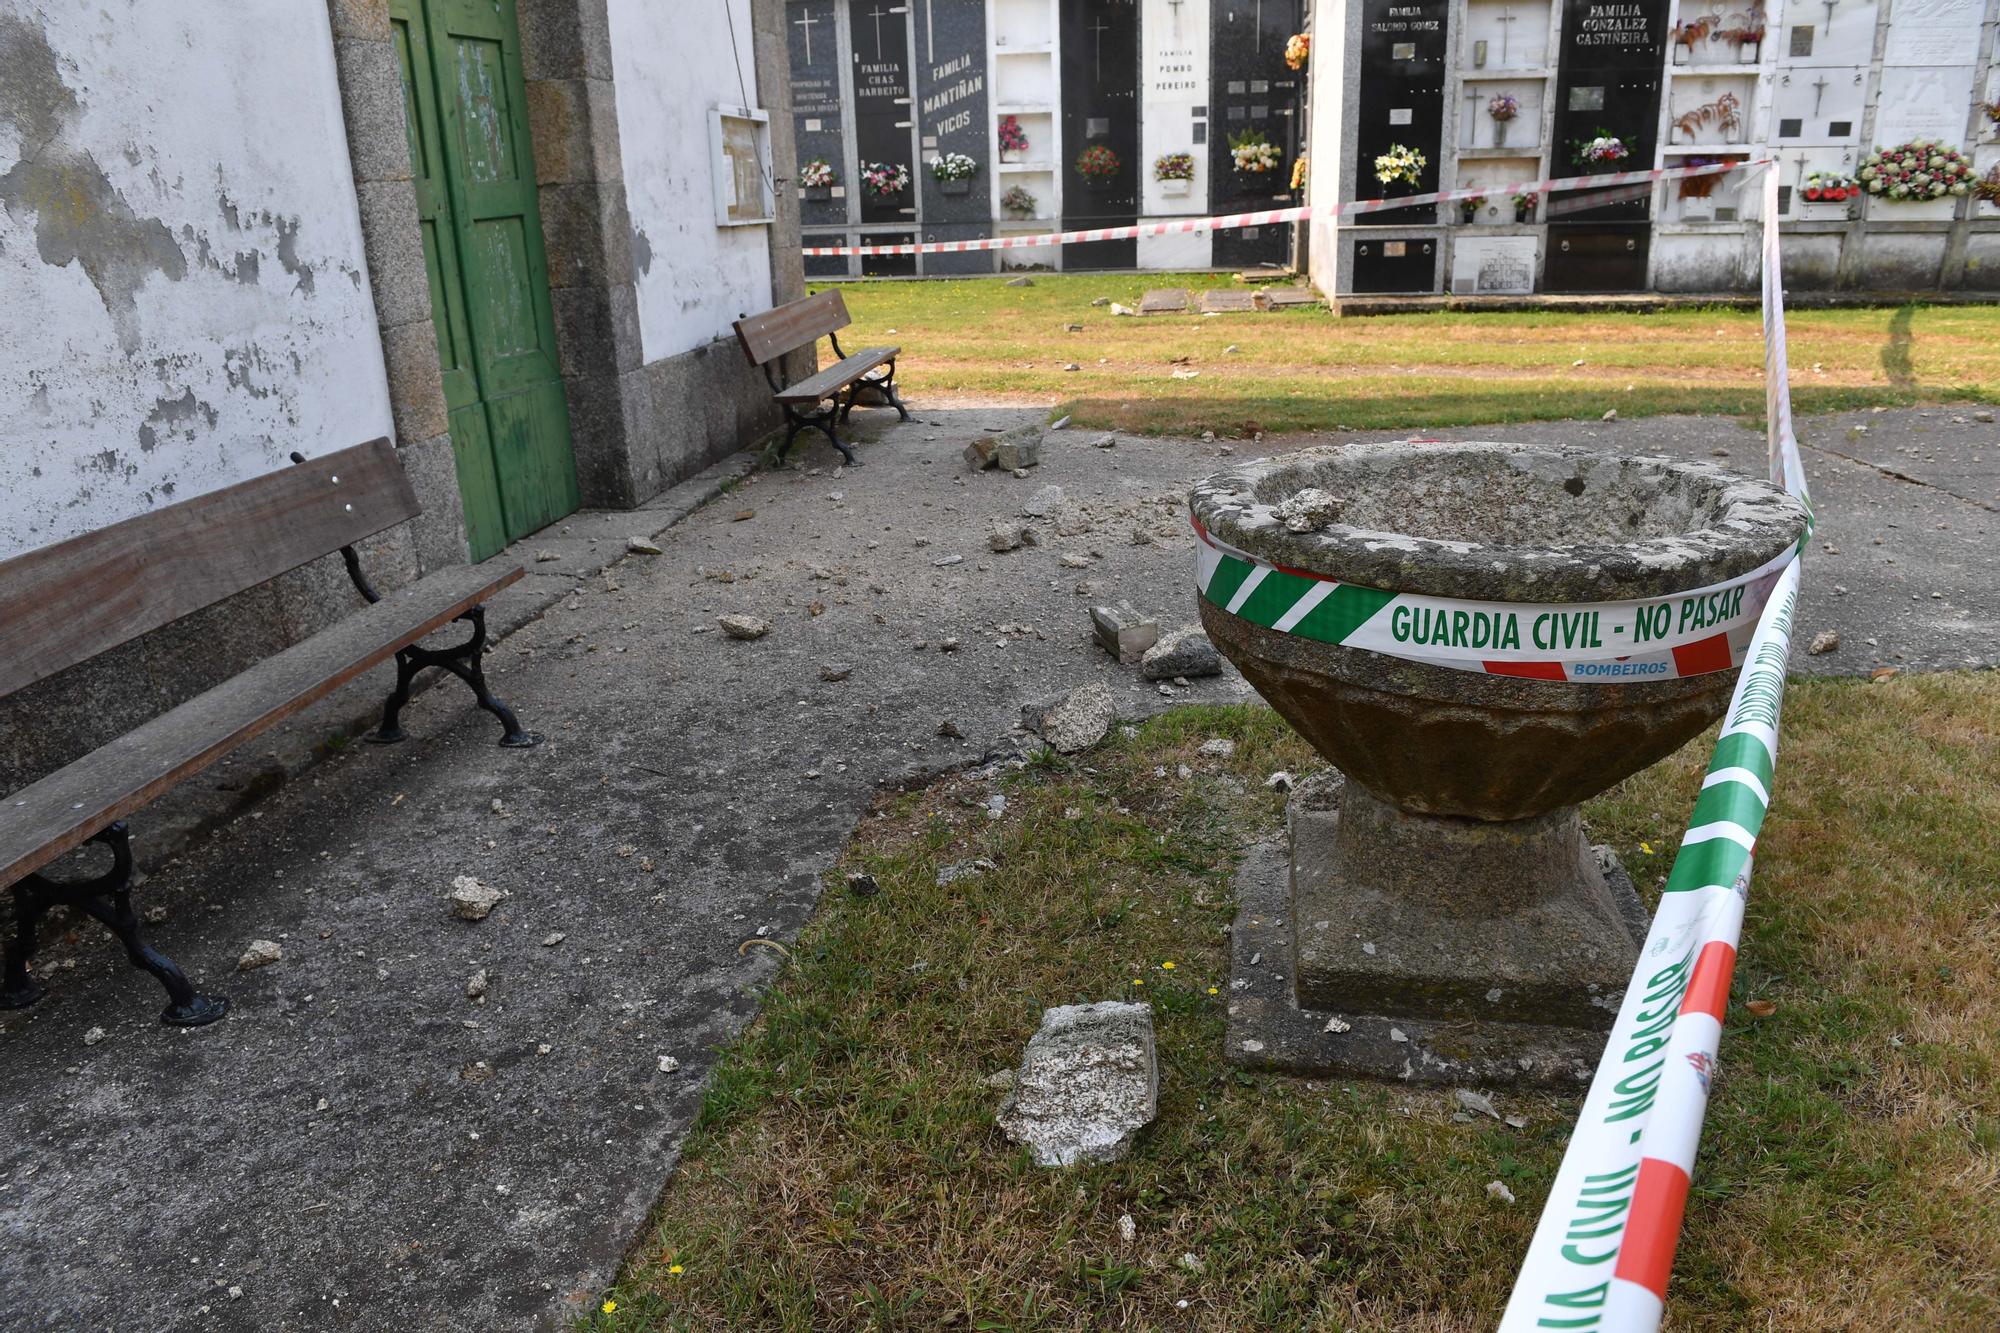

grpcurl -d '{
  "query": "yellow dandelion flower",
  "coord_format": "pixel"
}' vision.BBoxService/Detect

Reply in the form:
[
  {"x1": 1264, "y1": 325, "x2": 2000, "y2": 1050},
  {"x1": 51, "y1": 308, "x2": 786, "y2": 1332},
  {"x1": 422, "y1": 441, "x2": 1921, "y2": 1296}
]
[
  {"x1": 1207, "y1": 986, "x2": 1219, "y2": 995},
  {"x1": 1132, "y1": 978, "x2": 1145, "y2": 986},
  {"x1": 669, "y1": 1264, "x2": 685, "y2": 1276},
  {"x1": 1161, "y1": 961, "x2": 1176, "y2": 971},
  {"x1": 1640, "y1": 841, "x2": 1655, "y2": 855},
  {"x1": 602, "y1": 1299, "x2": 618, "y2": 1314}
]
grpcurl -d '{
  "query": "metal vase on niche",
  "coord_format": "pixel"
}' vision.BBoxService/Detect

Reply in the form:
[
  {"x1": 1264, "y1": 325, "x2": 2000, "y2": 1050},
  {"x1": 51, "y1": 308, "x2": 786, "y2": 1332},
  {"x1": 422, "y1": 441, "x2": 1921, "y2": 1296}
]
[{"x1": 1494, "y1": 118, "x2": 1508, "y2": 148}]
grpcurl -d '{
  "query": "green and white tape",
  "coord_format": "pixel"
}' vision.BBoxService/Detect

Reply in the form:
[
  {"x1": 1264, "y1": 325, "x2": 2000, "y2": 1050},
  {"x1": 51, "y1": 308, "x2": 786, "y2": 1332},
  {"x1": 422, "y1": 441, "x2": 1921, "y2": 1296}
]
[{"x1": 1193, "y1": 517, "x2": 1798, "y2": 682}]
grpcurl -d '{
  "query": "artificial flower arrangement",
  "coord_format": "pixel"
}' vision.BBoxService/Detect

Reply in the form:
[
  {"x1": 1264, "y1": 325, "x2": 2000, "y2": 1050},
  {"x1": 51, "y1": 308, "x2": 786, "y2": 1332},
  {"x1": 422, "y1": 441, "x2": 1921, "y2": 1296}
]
[
  {"x1": 1985, "y1": 100, "x2": 2000, "y2": 131},
  {"x1": 1511, "y1": 191, "x2": 1539, "y2": 222},
  {"x1": 998, "y1": 115, "x2": 1030, "y2": 158},
  {"x1": 859, "y1": 160, "x2": 909, "y2": 198},
  {"x1": 1290, "y1": 153, "x2": 1309, "y2": 192},
  {"x1": 929, "y1": 152, "x2": 978, "y2": 182},
  {"x1": 798, "y1": 158, "x2": 837, "y2": 190},
  {"x1": 1671, "y1": 16, "x2": 1711, "y2": 46},
  {"x1": 1713, "y1": 10, "x2": 1766, "y2": 47},
  {"x1": 1285, "y1": 32, "x2": 1310, "y2": 70},
  {"x1": 1458, "y1": 192, "x2": 1487, "y2": 223},
  {"x1": 1800, "y1": 169, "x2": 1859, "y2": 203},
  {"x1": 1229, "y1": 129, "x2": 1283, "y2": 173},
  {"x1": 1487, "y1": 93, "x2": 1519, "y2": 123},
  {"x1": 1154, "y1": 152, "x2": 1196, "y2": 181},
  {"x1": 1374, "y1": 143, "x2": 1426, "y2": 188},
  {"x1": 1858, "y1": 139, "x2": 1975, "y2": 202},
  {"x1": 1673, "y1": 91, "x2": 1743, "y2": 143},
  {"x1": 1677, "y1": 154, "x2": 1742, "y2": 199},
  {"x1": 1571, "y1": 130, "x2": 1630, "y2": 167},
  {"x1": 1000, "y1": 184, "x2": 1037, "y2": 216},
  {"x1": 1976, "y1": 163, "x2": 2000, "y2": 203},
  {"x1": 1075, "y1": 143, "x2": 1122, "y2": 180}
]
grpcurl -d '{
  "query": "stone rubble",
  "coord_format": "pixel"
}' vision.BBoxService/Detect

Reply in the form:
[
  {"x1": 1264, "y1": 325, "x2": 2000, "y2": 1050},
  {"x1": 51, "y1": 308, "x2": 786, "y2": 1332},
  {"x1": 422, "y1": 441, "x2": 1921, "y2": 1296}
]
[
  {"x1": 449, "y1": 876, "x2": 506, "y2": 921},
  {"x1": 1090, "y1": 600, "x2": 1159, "y2": 665},
  {"x1": 717, "y1": 614, "x2": 771, "y2": 640},
  {"x1": 996, "y1": 1000, "x2": 1158, "y2": 1167},
  {"x1": 1140, "y1": 626, "x2": 1222, "y2": 680},
  {"x1": 237, "y1": 939, "x2": 283, "y2": 971},
  {"x1": 1038, "y1": 681, "x2": 1116, "y2": 754}
]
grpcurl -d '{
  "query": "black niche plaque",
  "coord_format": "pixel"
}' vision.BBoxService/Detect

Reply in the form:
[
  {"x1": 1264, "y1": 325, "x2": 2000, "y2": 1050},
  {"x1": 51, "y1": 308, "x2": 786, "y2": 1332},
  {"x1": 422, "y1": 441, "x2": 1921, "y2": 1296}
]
[
  {"x1": 1352, "y1": 0, "x2": 1449, "y2": 234},
  {"x1": 1060, "y1": 0, "x2": 1141, "y2": 270},
  {"x1": 914, "y1": 0, "x2": 991, "y2": 273},
  {"x1": 850, "y1": 0, "x2": 916, "y2": 226},
  {"x1": 1350, "y1": 235, "x2": 1438, "y2": 292},
  {"x1": 788, "y1": 0, "x2": 849, "y2": 232},
  {"x1": 860, "y1": 231, "x2": 918, "y2": 278},
  {"x1": 1210, "y1": 0, "x2": 1305, "y2": 268},
  {"x1": 1547, "y1": 0, "x2": 1667, "y2": 289}
]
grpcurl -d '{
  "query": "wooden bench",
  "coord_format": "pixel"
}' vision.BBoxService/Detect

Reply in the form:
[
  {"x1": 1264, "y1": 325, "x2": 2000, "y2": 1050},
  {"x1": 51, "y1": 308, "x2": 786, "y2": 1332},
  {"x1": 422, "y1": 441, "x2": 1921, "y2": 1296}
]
[
  {"x1": 733, "y1": 289, "x2": 910, "y2": 465},
  {"x1": 0, "y1": 439, "x2": 539, "y2": 1026}
]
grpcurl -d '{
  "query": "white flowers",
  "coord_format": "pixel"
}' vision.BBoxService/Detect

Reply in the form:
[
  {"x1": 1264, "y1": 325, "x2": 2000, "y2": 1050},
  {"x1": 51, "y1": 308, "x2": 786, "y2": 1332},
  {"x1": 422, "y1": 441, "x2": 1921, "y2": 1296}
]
[
  {"x1": 929, "y1": 151, "x2": 978, "y2": 183},
  {"x1": 1231, "y1": 138, "x2": 1282, "y2": 173},
  {"x1": 1373, "y1": 144, "x2": 1426, "y2": 188}
]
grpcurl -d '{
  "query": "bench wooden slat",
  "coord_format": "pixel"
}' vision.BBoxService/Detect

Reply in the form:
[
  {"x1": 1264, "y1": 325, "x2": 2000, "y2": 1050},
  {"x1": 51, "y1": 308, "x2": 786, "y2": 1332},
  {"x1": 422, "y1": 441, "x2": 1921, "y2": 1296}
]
[
  {"x1": 734, "y1": 290, "x2": 850, "y2": 365},
  {"x1": 0, "y1": 440, "x2": 419, "y2": 699},
  {"x1": 0, "y1": 562, "x2": 522, "y2": 889},
  {"x1": 774, "y1": 347, "x2": 900, "y2": 404}
]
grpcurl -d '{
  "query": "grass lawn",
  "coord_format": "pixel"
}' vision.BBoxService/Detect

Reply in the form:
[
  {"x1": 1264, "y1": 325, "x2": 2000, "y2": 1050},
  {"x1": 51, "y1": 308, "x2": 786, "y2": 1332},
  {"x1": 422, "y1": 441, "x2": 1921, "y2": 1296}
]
[
  {"x1": 587, "y1": 673, "x2": 2000, "y2": 1332},
  {"x1": 816, "y1": 273, "x2": 2000, "y2": 435}
]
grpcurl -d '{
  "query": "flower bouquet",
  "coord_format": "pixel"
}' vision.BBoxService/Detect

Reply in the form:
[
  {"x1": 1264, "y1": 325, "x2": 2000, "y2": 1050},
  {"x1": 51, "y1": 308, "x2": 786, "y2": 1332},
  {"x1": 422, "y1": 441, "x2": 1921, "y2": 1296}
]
[
  {"x1": 859, "y1": 160, "x2": 909, "y2": 199},
  {"x1": 930, "y1": 151, "x2": 978, "y2": 194},
  {"x1": 1285, "y1": 32, "x2": 1310, "y2": 70},
  {"x1": 1487, "y1": 92, "x2": 1519, "y2": 147},
  {"x1": 1154, "y1": 151, "x2": 1196, "y2": 196},
  {"x1": 1858, "y1": 140, "x2": 1975, "y2": 203},
  {"x1": 1373, "y1": 143, "x2": 1425, "y2": 189},
  {"x1": 1458, "y1": 193, "x2": 1487, "y2": 224},
  {"x1": 1000, "y1": 184, "x2": 1037, "y2": 217},
  {"x1": 1290, "y1": 153, "x2": 1309, "y2": 192},
  {"x1": 1511, "y1": 191, "x2": 1539, "y2": 223},
  {"x1": 797, "y1": 157, "x2": 837, "y2": 199},
  {"x1": 1976, "y1": 164, "x2": 2000, "y2": 205},
  {"x1": 1075, "y1": 143, "x2": 1121, "y2": 186},
  {"x1": 1230, "y1": 129, "x2": 1283, "y2": 174},
  {"x1": 1571, "y1": 130, "x2": 1630, "y2": 169},
  {"x1": 998, "y1": 114, "x2": 1029, "y2": 163},
  {"x1": 1800, "y1": 170, "x2": 1859, "y2": 204}
]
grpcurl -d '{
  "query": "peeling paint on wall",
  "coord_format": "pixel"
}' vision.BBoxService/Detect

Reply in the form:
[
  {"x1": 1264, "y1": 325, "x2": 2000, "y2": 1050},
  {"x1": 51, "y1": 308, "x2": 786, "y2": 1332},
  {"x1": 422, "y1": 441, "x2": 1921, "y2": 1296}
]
[
  {"x1": 606, "y1": 0, "x2": 773, "y2": 363},
  {"x1": 0, "y1": 4, "x2": 394, "y2": 559}
]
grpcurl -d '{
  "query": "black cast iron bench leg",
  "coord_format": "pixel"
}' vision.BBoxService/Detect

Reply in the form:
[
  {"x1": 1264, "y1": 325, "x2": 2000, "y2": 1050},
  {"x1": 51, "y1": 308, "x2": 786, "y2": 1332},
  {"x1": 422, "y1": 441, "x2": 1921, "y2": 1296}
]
[
  {"x1": 370, "y1": 607, "x2": 542, "y2": 748},
  {"x1": 1, "y1": 823, "x2": 229, "y2": 1027}
]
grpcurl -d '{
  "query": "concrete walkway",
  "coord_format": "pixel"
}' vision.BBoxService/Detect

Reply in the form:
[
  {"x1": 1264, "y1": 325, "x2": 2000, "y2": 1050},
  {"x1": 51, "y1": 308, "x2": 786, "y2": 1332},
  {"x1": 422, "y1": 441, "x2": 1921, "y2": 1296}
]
[{"x1": 0, "y1": 403, "x2": 1993, "y2": 1331}]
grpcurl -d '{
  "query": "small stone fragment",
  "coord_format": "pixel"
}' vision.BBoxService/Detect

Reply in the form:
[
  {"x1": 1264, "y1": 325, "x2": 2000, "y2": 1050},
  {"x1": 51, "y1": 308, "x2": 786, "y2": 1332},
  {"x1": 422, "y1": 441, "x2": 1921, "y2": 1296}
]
[
  {"x1": 819, "y1": 662, "x2": 854, "y2": 682},
  {"x1": 1061, "y1": 362, "x2": 1081, "y2": 372},
  {"x1": 83, "y1": 1026, "x2": 107, "y2": 1046},
  {"x1": 1265, "y1": 771, "x2": 1294, "y2": 791},
  {"x1": 996, "y1": 1000, "x2": 1158, "y2": 1167},
  {"x1": 450, "y1": 875, "x2": 506, "y2": 921},
  {"x1": 1808, "y1": 629, "x2": 1840, "y2": 655},
  {"x1": 1198, "y1": 738, "x2": 1236, "y2": 758},
  {"x1": 658, "y1": 1054, "x2": 681, "y2": 1074},
  {"x1": 534, "y1": 549, "x2": 559, "y2": 563},
  {"x1": 1110, "y1": 302, "x2": 1136, "y2": 316},
  {"x1": 466, "y1": 969, "x2": 488, "y2": 1000},
  {"x1": 989, "y1": 521, "x2": 1036, "y2": 552},
  {"x1": 963, "y1": 437, "x2": 1000, "y2": 470},
  {"x1": 1092, "y1": 433, "x2": 1117, "y2": 449},
  {"x1": 1089, "y1": 296, "x2": 1111, "y2": 307},
  {"x1": 718, "y1": 614, "x2": 771, "y2": 640},
  {"x1": 937, "y1": 857, "x2": 997, "y2": 886},
  {"x1": 846, "y1": 872, "x2": 880, "y2": 897},
  {"x1": 1005, "y1": 276, "x2": 1034, "y2": 287},
  {"x1": 1486, "y1": 1179, "x2": 1517, "y2": 1205},
  {"x1": 1273, "y1": 487, "x2": 1344, "y2": 533},
  {"x1": 938, "y1": 719, "x2": 964, "y2": 738},
  {"x1": 1090, "y1": 600, "x2": 1159, "y2": 665},
  {"x1": 541, "y1": 932, "x2": 566, "y2": 947},
  {"x1": 1022, "y1": 484, "x2": 1066, "y2": 518},
  {"x1": 1601, "y1": 409, "x2": 1619, "y2": 422},
  {"x1": 626, "y1": 536, "x2": 663, "y2": 555},
  {"x1": 1118, "y1": 1214, "x2": 1136, "y2": 1243},
  {"x1": 238, "y1": 939, "x2": 283, "y2": 971},
  {"x1": 1455, "y1": 1088, "x2": 1502, "y2": 1120},
  {"x1": 1058, "y1": 553, "x2": 1092, "y2": 569},
  {"x1": 933, "y1": 553, "x2": 964, "y2": 567},
  {"x1": 1039, "y1": 682, "x2": 1116, "y2": 754},
  {"x1": 1140, "y1": 626, "x2": 1222, "y2": 680}
]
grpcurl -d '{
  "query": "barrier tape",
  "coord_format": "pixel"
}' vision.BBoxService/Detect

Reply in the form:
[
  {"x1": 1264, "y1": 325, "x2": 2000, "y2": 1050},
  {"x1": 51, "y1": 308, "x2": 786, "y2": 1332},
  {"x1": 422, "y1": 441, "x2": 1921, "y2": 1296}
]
[
  {"x1": 1191, "y1": 514, "x2": 1797, "y2": 682},
  {"x1": 801, "y1": 160, "x2": 1763, "y2": 257},
  {"x1": 1498, "y1": 163, "x2": 1808, "y2": 1333}
]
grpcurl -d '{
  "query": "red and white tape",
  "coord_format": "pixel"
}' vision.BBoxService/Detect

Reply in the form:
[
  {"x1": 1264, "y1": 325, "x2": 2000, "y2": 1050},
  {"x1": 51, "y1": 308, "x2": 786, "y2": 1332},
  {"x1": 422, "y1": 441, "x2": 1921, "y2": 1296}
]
[
  {"x1": 1499, "y1": 163, "x2": 1806, "y2": 1333},
  {"x1": 801, "y1": 160, "x2": 1765, "y2": 257}
]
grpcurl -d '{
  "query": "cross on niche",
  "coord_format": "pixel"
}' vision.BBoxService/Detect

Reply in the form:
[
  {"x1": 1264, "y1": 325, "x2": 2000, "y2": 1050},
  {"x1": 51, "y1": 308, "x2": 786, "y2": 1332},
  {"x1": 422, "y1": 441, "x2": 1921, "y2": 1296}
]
[
  {"x1": 1811, "y1": 73, "x2": 1830, "y2": 114},
  {"x1": 793, "y1": 7, "x2": 818, "y2": 64},
  {"x1": 1821, "y1": 0, "x2": 1838, "y2": 32},
  {"x1": 1495, "y1": 5, "x2": 1518, "y2": 64},
  {"x1": 865, "y1": 3, "x2": 890, "y2": 59},
  {"x1": 1089, "y1": 15, "x2": 1112, "y2": 79}
]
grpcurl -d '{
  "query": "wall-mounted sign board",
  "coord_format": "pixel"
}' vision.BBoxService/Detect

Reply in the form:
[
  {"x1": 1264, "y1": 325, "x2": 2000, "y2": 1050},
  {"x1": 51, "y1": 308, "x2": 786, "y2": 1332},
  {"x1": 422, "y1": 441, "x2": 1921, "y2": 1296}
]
[{"x1": 711, "y1": 105, "x2": 776, "y2": 226}]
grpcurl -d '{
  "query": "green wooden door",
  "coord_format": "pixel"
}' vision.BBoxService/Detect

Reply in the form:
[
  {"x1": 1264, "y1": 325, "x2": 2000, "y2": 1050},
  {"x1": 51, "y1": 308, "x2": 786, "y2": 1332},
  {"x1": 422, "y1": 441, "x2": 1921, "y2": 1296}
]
[{"x1": 389, "y1": 0, "x2": 578, "y2": 559}]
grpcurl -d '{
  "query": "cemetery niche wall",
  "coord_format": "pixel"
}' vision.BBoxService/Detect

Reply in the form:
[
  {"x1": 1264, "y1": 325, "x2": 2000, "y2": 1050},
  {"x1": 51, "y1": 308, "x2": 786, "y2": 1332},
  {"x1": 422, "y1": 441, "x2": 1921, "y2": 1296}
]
[
  {"x1": 1306, "y1": 0, "x2": 2000, "y2": 296},
  {"x1": 787, "y1": 0, "x2": 1313, "y2": 272}
]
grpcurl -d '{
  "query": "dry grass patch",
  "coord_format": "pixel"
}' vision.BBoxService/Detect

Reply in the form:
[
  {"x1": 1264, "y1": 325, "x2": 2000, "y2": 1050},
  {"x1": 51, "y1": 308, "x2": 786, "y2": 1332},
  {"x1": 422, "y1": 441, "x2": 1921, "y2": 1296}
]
[
  {"x1": 815, "y1": 274, "x2": 2000, "y2": 436},
  {"x1": 589, "y1": 674, "x2": 2000, "y2": 1332}
]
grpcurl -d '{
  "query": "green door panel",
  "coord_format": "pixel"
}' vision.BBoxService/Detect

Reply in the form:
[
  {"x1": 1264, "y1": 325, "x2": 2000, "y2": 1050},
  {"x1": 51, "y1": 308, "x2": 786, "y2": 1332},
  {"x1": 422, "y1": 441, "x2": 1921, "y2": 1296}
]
[{"x1": 389, "y1": 0, "x2": 578, "y2": 557}]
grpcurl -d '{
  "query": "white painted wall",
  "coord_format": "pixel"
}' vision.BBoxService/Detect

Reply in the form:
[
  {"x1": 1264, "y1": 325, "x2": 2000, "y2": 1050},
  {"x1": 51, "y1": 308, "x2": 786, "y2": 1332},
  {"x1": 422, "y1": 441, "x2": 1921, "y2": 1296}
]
[
  {"x1": 0, "y1": 3, "x2": 392, "y2": 559},
  {"x1": 608, "y1": 0, "x2": 777, "y2": 363}
]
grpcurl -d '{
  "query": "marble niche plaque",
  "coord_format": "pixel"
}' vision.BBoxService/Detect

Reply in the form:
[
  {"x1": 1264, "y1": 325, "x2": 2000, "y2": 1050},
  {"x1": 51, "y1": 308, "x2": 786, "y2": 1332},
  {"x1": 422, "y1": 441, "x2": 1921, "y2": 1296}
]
[
  {"x1": 1770, "y1": 68, "x2": 1865, "y2": 146},
  {"x1": 1882, "y1": 0, "x2": 1984, "y2": 67},
  {"x1": 1450, "y1": 234, "x2": 1538, "y2": 292},
  {"x1": 1775, "y1": 0, "x2": 1879, "y2": 68},
  {"x1": 1463, "y1": 0, "x2": 1551, "y2": 72},
  {"x1": 1874, "y1": 65, "x2": 1977, "y2": 148}
]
